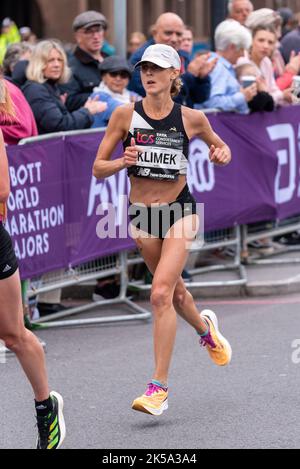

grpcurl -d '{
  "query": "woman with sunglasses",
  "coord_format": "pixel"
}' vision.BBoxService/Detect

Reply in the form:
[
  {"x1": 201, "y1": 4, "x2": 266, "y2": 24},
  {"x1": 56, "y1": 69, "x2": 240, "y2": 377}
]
[
  {"x1": 91, "y1": 55, "x2": 141, "y2": 128},
  {"x1": 0, "y1": 78, "x2": 65, "y2": 448},
  {"x1": 93, "y1": 44, "x2": 232, "y2": 417}
]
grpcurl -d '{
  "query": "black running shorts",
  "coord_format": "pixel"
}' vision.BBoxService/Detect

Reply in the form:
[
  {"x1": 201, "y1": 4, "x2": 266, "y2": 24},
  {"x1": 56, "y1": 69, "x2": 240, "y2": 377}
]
[
  {"x1": 129, "y1": 185, "x2": 198, "y2": 240},
  {"x1": 0, "y1": 223, "x2": 19, "y2": 280}
]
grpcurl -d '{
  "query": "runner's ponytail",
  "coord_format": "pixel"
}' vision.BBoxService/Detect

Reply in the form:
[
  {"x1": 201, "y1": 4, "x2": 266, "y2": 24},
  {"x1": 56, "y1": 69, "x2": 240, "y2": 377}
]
[{"x1": 171, "y1": 77, "x2": 183, "y2": 98}]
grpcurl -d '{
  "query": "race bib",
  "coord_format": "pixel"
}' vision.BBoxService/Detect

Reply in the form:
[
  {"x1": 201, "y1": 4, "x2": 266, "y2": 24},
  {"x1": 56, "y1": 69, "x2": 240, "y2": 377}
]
[{"x1": 133, "y1": 129, "x2": 184, "y2": 181}]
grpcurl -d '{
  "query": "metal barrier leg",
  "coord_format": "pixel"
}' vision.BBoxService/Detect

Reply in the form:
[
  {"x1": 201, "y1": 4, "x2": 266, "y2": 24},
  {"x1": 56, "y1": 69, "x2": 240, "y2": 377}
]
[
  {"x1": 128, "y1": 226, "x2": 247, "y2": 292},
  {"x1": 181, "y1": 226, "x2": 246, "y2": 287},
  {"x1": 30, "y1": 251, "x2": 151, "y2": 329},
  {"x1": 242, "y1": 219, "x2": 300, "y2": 266}
]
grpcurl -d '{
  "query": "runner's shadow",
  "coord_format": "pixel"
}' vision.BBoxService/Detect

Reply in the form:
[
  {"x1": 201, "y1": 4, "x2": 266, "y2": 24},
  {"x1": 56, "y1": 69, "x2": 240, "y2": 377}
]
[{"x1": 130, "y1": 417, "x2": 181, "y2": 431}]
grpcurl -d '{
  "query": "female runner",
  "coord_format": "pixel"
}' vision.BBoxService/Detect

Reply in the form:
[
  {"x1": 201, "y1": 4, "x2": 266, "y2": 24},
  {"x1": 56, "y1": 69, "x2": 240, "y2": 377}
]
[
  {"x1": 93, "y1": 44, "x2": 232, "y2": 416},
  {"x1": 0, "y1": 77, "x2": 65, "y2": 447}
]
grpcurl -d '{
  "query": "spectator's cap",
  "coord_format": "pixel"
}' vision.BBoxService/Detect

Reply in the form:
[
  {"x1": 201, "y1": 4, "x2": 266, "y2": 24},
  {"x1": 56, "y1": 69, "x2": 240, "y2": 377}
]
[
  {"x1": 20, "y1": 26, "x2": 32, "y2": 35},
  {"x1": 100, "y1": 56, "x2": 133, "y2": 76},
  {"x1": 2, "y1": 18, "x2": 12, "y2": 28},
  {"x1": 73, "y1": 10, "x2": 108, "y2": 31},
  {"x1": 135, "y1": 44, "x2": 181, "y2": 70}
]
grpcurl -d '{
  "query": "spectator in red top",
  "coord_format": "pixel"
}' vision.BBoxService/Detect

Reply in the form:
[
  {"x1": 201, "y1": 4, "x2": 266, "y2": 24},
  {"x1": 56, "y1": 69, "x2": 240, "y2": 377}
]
[{"x1": 0, "y1": 78, "x2": 38, "y2": 145}]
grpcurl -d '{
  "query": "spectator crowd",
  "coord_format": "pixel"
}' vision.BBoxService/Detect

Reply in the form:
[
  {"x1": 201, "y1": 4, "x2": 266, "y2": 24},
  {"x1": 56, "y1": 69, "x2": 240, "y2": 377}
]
[
  {"x1": 1, "y1": 0, "x2": 300, "y2": 313},
  {"x1": 1, "y1": 1, "x2": 300, "y2": 143}
]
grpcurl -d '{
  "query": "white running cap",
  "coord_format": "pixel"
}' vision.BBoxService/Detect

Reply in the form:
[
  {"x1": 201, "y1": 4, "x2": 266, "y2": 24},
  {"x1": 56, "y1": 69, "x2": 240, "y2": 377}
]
[{"x1": 135, "y1": 44, "x2": 181, "y2": 70}]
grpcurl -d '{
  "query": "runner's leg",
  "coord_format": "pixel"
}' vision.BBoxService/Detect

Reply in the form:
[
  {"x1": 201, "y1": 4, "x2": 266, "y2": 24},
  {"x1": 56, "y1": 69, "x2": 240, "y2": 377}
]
[
  {"x1": 0, "y1": 270, "x2": 49, "y2": 401},
  {"x1": 134, "y1": 215, "x2": 206, "y2": 383},
  {"x1": 134, "y1": 224, "x2": 208, "y2": 339}
]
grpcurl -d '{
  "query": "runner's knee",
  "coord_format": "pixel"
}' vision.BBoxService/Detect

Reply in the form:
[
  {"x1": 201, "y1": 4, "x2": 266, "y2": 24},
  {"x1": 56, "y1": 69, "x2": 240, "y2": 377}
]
[
  {"x1": 151, "y1": 283, "x2": 173, "y2": 310},
  {"x1": 173, "y1": 284, "x2": 188, "y2": 310},
  {"x1": 2, "y1": 330, "x2": 26, "y2": 352}
]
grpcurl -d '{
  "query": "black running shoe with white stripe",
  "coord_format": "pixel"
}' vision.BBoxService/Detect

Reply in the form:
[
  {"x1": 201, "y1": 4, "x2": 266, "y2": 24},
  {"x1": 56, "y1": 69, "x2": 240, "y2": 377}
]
[{"x1": 36, "y1": 391, "x2": 66, "y2": 449}]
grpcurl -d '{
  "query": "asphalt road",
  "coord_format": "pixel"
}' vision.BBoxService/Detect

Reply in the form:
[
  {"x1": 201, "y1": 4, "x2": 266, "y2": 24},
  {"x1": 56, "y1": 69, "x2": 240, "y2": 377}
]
[{"x1": 1, "y1": 294, "x2": 300, "y2": 449}]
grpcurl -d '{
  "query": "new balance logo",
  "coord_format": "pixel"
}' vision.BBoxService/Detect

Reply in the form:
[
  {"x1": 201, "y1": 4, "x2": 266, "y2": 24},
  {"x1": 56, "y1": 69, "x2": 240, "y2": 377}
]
[
  {"x1": 138, "y1": 168, "x2": 151, "y2": 177},
  {"x1": 2, "y1": 265, "x2": 12, "y2": 273}
]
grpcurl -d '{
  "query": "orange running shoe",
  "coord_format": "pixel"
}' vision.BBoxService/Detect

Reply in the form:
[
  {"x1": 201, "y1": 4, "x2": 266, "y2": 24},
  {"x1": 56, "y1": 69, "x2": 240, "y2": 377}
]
[
  {"x1": 199, "y1": 309, "x2": 232, "y2": 366},
  {"x1": 132, "y1": 382, "x2": 168, "y2": 416}
]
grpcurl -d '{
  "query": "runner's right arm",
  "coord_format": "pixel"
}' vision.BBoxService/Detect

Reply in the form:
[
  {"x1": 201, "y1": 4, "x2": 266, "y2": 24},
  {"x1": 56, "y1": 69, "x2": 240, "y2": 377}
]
[
  {"x1": 93, "y1": 105, "x2": 140, "y2": 179},
  {"x1": 0, "y1": 129, "x2": 10, "y2": 202}
]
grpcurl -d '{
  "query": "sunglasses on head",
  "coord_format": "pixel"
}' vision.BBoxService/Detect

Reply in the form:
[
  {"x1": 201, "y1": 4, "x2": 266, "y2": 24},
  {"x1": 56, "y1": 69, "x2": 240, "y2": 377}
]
[{"x1": 108, "y1": 70, "x2": 130, "y2": 79}]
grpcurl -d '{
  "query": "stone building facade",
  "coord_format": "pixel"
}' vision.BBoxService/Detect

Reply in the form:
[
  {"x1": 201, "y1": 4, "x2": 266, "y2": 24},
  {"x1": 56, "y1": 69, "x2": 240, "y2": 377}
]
[{"x1": 2, "y1": 0, "x2": 300, "y2": 45}]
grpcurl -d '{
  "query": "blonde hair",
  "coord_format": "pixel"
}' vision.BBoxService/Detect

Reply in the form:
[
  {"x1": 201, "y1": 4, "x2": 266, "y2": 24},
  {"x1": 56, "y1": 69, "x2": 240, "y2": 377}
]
[
  {"x1": 26, "y1": 40, "x2": 71, "y2": 84},
  {"x1": 171, "y1": 76, "x2": 183, "y2": 98},
  {"x1": 0, "y1": 78, "x2": 17, "y2": 124}
]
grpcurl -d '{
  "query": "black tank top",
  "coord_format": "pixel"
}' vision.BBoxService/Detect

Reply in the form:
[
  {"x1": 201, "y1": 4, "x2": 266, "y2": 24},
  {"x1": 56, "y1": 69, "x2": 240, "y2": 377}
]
[{"x1": 124, "y1": 101, "x2": 189, "y2": 182}]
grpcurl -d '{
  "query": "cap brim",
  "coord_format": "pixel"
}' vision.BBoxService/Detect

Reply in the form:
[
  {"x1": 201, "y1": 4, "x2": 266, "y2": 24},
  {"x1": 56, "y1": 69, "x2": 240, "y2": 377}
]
[
  {"x1": 101, "y1": 67, "x2": 132, "y2": 76},
  {"x1": 134, "y1": 58, "x2": 172, "y2": 70},
  {"x1": 74, "y1": 20, "x2": 106, "y2": 31}
]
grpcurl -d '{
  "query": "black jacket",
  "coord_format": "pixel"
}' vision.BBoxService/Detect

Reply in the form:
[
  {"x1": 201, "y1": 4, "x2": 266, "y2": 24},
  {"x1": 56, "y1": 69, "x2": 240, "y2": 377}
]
[
  {"x1": 22, "y1": 79, "x2": 94, "y2": 135},
  {"x1": 5, "y1": 60, "x2": 29, "y2": 88},
  {"x1": 62, "y1": 47, "x2": 107, "y2": 112},
  {"x1": 248, "y1": 92, "x2": 275, "y2": 113}
]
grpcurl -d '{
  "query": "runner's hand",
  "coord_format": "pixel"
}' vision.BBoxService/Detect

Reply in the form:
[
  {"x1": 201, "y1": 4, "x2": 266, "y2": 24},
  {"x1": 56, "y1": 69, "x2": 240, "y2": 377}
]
[
  {"x1": 209, "y1": 145, "x2": 231, "y2": 166},
  {"x1": 122, "y1": 137, "x2": 139, "y2": 167}
]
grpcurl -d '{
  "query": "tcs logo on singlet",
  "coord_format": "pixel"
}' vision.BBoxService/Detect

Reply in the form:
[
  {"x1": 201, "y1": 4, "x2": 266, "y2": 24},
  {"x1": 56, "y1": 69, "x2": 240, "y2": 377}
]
[{"x1": 136, "y1": 132, "x2": 155, "y2": 145}]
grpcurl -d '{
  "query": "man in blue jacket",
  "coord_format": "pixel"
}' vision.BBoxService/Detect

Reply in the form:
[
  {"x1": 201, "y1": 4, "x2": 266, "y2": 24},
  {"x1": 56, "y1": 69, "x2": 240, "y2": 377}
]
[{"x1": 129, "y1": 12, "x2": 216, "y2": 108}]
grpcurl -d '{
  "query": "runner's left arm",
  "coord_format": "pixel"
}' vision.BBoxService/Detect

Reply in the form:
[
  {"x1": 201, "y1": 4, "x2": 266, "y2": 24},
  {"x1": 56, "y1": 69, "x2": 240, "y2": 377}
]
[{"x1": 188, "y1": 109, "x2": 231, "y2": 166}]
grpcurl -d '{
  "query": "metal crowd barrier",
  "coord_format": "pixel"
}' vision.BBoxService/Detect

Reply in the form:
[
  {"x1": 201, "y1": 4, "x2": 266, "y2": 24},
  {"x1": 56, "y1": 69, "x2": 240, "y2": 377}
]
[
  {"x1": 186, "y1": 225, "x2": 246, "y2": 287},
  {"x1": 18, "y1": 129, "x2": 151, "y2": 329},
  {"x1": 241, "y1": 216, "x2": 300, "y2": 266},
  {"x1": 26, "y1": 251, "x2": 151, "y2": 329},
  {"x1": 15, "y1": 127, "x2": 300, "y2": 329},
  {"x1": 18, "y1": 127, "x2": 106, "y2": 145},
  {"x1": 127, "y1": 225, "x2": 247, "y2": 292}
]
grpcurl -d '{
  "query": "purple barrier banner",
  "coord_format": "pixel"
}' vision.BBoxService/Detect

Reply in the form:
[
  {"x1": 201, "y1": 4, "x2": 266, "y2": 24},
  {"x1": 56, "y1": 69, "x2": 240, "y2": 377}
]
[
  {"x1": 6, "y1": 134, "x2": 135, "y2": 280},
  {"x1": 189, "y1": 106, "x2": 300, "y2": 231},
  {"x1": 6, "y1": 106, "x2": 300, "y2": 279},
  {"x1": 64, "y1": 134, "x2": 134, "y2": 268},
  {"x1": 6, "y1": 139, "x2": 68, "y2": 280}
]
